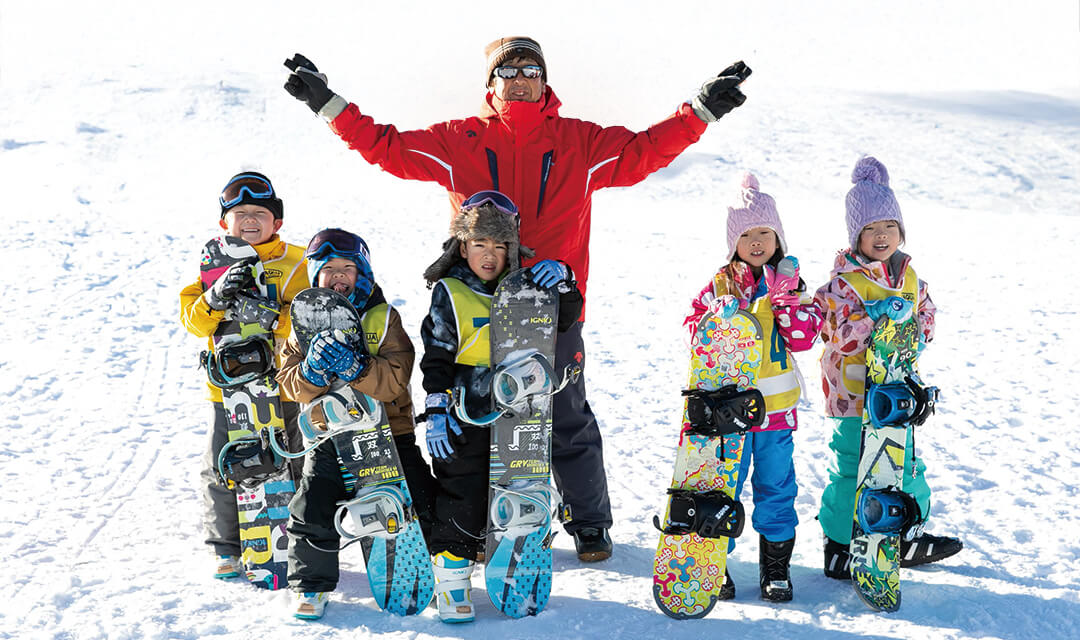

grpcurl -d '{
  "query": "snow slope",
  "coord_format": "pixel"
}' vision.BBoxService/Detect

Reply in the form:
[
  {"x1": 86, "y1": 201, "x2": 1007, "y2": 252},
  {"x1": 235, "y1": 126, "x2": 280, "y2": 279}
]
[{"x1": 1, "y1": 2, "x2": 1078, "y2": 638}]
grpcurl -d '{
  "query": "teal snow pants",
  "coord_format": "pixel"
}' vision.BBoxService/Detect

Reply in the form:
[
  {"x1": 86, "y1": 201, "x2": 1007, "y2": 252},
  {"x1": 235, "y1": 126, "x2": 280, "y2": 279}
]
[{"x1": 818, "y1": 416, "x2": 931, "y2": 544}]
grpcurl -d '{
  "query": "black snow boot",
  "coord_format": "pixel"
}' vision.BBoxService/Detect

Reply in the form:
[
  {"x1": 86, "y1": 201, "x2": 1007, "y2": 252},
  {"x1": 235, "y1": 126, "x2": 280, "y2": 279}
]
[
  {"x1": 718, "y1": 569, "x2": 735, "y2": 600},
  {"x1": 900, "y1": 532, "x2": 962, "y2": 567},
  {"x1": 573, "y1": 527, "x2": 612, "y2": 562},
  {"x1": 823, "y1": 536, "x2": 851, "y2": 580},
  {"x1": 759, "y1": 535, "x2": 794, "y2": 602}
]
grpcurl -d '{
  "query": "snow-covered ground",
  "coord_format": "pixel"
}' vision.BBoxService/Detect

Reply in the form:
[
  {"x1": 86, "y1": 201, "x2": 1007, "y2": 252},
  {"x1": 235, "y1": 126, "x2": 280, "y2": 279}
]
[{"x1": 2, "y1": 2, "x2": 1078, "y2": 638}]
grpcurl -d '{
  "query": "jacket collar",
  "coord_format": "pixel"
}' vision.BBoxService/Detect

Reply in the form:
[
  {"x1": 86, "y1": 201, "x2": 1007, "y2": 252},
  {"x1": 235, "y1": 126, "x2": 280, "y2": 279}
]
[
  {"x1": 481, "y1": 86, "x2": 562, "y2": 132},
  {"x1": 447, "y1": 260, "x2": 501, "y2": 294},
  {"x1": 832, "y1": 249, "x2": 912, "y2": 288}
]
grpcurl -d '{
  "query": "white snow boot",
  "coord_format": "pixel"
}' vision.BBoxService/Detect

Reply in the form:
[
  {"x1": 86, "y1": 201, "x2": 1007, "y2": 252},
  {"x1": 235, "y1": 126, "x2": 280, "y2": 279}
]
[
  {"x1": 212, "y1": 554, "x2": 242, "y2": 580},
  {"x1": 432, "y1": 551, "x2": 475, "y2": 623},
  {"x1": 293, "y1": 591, "x2": 329, "y2": 620}
]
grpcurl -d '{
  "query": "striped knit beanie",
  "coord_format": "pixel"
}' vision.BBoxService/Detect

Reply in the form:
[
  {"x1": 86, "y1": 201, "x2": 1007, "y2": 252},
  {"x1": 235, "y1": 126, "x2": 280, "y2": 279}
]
[{"x1": 484, "y1": 36, "x2": 546, "y2": 87}]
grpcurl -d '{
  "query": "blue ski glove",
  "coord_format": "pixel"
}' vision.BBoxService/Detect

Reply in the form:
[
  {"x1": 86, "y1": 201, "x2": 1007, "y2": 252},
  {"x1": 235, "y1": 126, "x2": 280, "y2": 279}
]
[
  {"x1": 321, "y1": 330, "x2": 369, "y2": 382},
  {"x1": 528, "y1": 260, "x2": 569, "y2": 289},
  {"x1": 300, "y1": 330, "x2": 337, "y2": 386},
  {"x1": 866, "y1": 296, "x2": 914, "y2": 323},
  {"x1": 206, "y1": 260, "x2": 255, "y2": 310},
  {"x1": 424, "y1": 392, "x2": 463, "y2": 462}
]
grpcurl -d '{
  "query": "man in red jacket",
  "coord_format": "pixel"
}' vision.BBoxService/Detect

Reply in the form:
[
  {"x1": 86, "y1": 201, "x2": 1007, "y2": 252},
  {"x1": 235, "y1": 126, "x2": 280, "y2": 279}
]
[{"x1": 283, "y1": 38, "x2": 751, "y2": 562}]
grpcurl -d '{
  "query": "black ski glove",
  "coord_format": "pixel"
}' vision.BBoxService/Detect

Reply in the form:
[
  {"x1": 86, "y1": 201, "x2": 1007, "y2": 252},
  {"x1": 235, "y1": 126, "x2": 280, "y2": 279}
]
[
  {"x1": 283, "y1": 53, "x2": 339, "y2": 117},
  {"x1": 691, "y1": 61, "x2": 752, "y2": 123},
  {"x1": 206, "y1": 261, "x2": 255, "y2": 310}
]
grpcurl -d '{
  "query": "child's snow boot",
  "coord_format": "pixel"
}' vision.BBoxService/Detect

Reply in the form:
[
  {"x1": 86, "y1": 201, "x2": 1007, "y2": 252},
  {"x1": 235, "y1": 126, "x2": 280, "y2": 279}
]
[
  {"x1": 718, "y1": 569, "x2": 735, "y2": 600},
  {"x1": 212, "y1": 554, "x2": 242, "y2": 579},
  {"x1": 900, "y1": 532, "x2": 962, "y2": 567},
  {"x1": 293, "y1": 591, "x2": 329, "y2": 620},
  {"x1": 759, "y1": 535, "x2": 794, "y2": 602},
  {"x1": 823, "y1": 536, "x2": 851, "y2": 580},
  {"x1": 433, "y1": 551, "x2": 475, "y2": 623}
]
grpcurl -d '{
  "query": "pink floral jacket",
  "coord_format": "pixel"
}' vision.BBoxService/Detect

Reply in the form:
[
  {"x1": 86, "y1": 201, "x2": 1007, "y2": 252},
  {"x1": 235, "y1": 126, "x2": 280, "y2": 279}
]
[{"x1": 814, "y1": 250, "x2": 936, "y2": 418}]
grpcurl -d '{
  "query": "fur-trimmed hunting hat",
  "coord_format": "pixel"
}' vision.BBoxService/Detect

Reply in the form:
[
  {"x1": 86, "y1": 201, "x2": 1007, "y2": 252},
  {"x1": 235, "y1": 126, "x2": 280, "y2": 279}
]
[
  {"x1": 845, "y1": 156, "x2": 904, "y2": 250},
  {"x1": 484, "y1": 36, "x2": 547, "y2": 87},
  {"x1": 424, "y1": 193, "x2": 535, "y2": 285},
  {"x1": 726, "y1": 172, "x2": 787, "y2": 261}
]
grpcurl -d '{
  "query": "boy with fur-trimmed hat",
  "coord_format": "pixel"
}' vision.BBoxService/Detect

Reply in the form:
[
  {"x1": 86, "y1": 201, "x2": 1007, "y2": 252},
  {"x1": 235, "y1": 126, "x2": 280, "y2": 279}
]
[
  {"x1": 419, "y1": 191, "x2": 583, "y2": 623},
  {"x1": 275, "y1": 228, "x2": 437, "y2": 619},
  {"x1": 178, "y1": 171, "x2": 308, "y2": 580}
]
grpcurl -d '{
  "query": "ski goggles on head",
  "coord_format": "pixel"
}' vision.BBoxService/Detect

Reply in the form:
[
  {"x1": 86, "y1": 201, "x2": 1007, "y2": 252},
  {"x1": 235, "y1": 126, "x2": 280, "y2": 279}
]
[
  {"x1": 492, "y1": 65, "x2": 543, "y2": 80},
  {"x1": 305, "y1": 228, "x2": 371, "y2": 262},
  {"x1": 460, "y1": 190, "x2": 518, "y2": 217},
  {"x1": 219, "y1": 174, "x2": 276, "y2": 210}
]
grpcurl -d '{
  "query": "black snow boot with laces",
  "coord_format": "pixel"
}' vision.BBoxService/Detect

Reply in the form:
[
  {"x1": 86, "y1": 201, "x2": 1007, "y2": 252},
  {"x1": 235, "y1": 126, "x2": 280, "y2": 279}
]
[{"x1": 759, "y1": 535, "x2": 795, "y2": 602}]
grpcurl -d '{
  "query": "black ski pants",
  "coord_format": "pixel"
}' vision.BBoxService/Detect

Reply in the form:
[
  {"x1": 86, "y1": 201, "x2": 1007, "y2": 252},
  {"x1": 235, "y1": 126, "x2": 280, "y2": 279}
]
[
  {"x1": 551, "y1": 321, "x2": 613, "y2": 533},
  {"x1": 287, "y1": 432, "x2": 435, "y2": 592},
  {"x1": 428, "y1": 424, "x2": 490, "y2": 561},
  {"x1": 202, "y1": 401, "x2": 302, "y2": 557}
]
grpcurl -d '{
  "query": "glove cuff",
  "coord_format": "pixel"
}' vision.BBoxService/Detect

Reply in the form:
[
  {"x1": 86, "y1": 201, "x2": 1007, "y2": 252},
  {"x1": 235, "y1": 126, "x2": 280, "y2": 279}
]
[
  {"x1": 300, "y1": 360, "x2": 329, "y2": 387},
  {"x1": 426, "y1": 392, "x2": 450, "y2": 410},
  {"x1": 690, "y1": 96, "x2": 718, "y2": 123},
  {"x1": 318, "y1": 95, "x2": 348, "y2": 122}
]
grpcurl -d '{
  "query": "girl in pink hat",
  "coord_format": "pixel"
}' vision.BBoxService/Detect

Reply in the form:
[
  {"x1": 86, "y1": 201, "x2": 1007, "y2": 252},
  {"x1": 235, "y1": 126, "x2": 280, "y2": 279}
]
[
  {"x1": 682, "y1": 172, "x2": 823, "y2": 602},
  {"x1": 814, "y1": 156, "x2": 961, "y2": 582}
]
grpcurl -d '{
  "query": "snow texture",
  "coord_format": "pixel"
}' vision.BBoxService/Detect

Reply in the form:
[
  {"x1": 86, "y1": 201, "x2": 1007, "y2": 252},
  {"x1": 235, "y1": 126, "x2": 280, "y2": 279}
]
[{"x1": 1, "y1": 1, "x2": 1078, "y2": 638}]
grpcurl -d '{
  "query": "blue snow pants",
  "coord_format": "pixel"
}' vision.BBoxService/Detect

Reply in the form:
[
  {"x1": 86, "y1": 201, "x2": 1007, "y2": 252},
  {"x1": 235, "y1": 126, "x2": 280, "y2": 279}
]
[{"x1": 728, "y1": 428, "x2": 799, "y2": 552}]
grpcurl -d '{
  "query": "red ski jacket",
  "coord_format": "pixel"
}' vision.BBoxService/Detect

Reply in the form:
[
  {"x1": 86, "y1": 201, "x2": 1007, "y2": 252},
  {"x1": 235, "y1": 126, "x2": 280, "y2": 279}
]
[{"x1": 329, "y1": 87, "x2": 708, "y2": 317}]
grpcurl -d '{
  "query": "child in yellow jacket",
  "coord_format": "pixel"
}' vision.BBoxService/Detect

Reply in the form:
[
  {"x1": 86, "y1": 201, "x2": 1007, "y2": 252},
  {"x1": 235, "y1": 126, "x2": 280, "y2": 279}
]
[{"x1": 178, "y1": 171, "x2": 308, "y2": 579}]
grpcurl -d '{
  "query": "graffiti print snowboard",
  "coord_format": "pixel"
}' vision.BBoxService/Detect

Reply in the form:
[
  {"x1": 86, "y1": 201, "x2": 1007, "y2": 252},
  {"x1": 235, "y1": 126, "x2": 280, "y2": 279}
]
[{"x1": 200, "y1": 235, "x2": 294, "y2": 589}]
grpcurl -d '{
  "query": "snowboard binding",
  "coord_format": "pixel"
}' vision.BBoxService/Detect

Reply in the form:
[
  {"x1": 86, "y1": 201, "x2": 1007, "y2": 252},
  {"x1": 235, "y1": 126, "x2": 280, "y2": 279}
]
[
  {"x1": 201, "y1": 337, "x2": 275, "y2": 389},
  {"x1": 653, "y1": 488, "x2": 745, "y2": 539},
  {"x1": 857, "y1": 487, "x2": 923, "y2": 540},
  {"x1": 217, "y1": 433, "x2": 288, "y2": 489},
  {"x1": 682, "y1": 385, "x2": 766, "y2": 436},
  {"x1": 867, "y1": 375, "x2": 939, "y2": 428},
  {"x1": 334, "y1": 484, "x2": 412, "y2": 542},
  {"x1": 454, "y1": 350, "x2": 580, "y2": 425},
  {"x1": 489, "y1": 481, "x2": 558, "y2": 542},
  {"x1": 270, "y1": 386, "x2": 382, "y2": 459}
]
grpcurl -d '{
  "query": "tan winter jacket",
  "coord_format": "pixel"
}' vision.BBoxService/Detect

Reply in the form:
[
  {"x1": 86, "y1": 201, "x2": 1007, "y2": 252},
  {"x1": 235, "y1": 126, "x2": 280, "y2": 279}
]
[{"x1": 276, "y1": 302, "x2": 417, "y2": 436}]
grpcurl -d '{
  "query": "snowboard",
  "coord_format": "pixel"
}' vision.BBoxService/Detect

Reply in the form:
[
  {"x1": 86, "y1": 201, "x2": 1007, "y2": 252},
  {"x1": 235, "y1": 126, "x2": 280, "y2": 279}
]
[
  {"x1": 483, "y1": 270, "x2": 559, "y2": 619},
  {"x1": 290, "y1": 287, "x2": 435, "y2": 616},
  {"x1": 652, "y1": 309, "x2": 764, "y2": 619},
  {"x1": 849, "y1": 310, "x2": 923, "y2": 612},
  {"x1": 200, "y1": 235, "x2": 294, "y2": 590}
]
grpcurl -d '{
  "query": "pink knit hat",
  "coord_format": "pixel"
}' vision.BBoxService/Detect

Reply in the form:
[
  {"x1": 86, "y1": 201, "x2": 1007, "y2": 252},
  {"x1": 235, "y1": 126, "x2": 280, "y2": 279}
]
[
  {"x1": 845, "y1": 156, "x2": 904, "y2": 250},
  {"x1": 726, "y1": 173, "x2": 787, "y2": 261}
]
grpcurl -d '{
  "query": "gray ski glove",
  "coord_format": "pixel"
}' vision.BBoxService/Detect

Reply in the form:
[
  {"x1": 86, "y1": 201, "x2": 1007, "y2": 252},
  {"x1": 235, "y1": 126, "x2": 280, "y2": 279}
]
[
  {"x1": 206, "y1": 261, "x2": 255, "y2": 310},
  {"x1": 691, "y1": 61, "x2": 752, "y2": 122}
]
